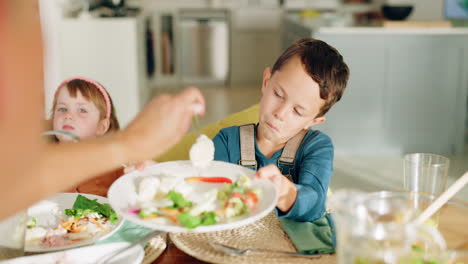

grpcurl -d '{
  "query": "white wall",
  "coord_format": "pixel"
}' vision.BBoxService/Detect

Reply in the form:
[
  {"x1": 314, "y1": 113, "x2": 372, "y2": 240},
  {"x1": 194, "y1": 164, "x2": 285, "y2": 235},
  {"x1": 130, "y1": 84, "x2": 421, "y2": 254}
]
[
  {"x1": 409, "y1": 0, "x2": 444, "y2": 21},
  {"x1": 39, "y1": 0, "x2": 63, "y2": 118}
]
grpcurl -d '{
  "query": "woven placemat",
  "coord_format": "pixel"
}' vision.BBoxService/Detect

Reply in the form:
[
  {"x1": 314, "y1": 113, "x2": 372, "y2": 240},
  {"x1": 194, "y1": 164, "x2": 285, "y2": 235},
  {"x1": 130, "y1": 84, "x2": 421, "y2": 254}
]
[
  {"x1": 142, "y1": 234, "x2": 168, "y2": 264},
  {"x1": 170, "y1": 212, "x2": 336, "y2": 264}
]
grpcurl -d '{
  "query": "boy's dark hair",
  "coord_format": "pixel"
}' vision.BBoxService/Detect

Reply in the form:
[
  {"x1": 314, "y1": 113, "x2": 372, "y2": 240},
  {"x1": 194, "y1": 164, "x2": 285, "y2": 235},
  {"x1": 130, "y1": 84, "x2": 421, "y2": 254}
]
[{"x1": 271, "y1": 38, "x2": 349, "y2": 117}]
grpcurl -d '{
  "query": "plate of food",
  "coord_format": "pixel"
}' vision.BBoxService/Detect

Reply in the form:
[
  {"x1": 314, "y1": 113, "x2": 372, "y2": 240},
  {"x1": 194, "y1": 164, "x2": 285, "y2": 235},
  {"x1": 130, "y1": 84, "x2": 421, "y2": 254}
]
[
  {"x1": 25, "y1": 193, "x2": 123, "y2": 252},
  {"x1": 108, "y1": 160, "x2": 278, "y2": 233}
]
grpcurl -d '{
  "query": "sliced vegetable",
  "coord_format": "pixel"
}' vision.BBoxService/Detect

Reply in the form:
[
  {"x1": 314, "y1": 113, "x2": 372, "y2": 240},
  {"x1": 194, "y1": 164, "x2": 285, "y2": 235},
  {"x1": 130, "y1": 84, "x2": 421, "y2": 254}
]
[
  {"x1": 127, "y1": 208, "x2": 141, "y2": 215},
  {"x1": 185, "y1": 176, "x2": 233, "y2": 184},
  {"x1": 26, "y1": 217, "x2": 37, "y2": 229},
  {"x1": 89, "y1": 217, "x2": 110, "y2": 232},
  {"x1": 224, "y1": 195, "x2": 247, "y2": 218},
  {"x1": 244, "y1": 191, "x2": 259, "y2": 210},
  {"x1": 137, "y1": 210, "x2": 152, "y2": 218}
]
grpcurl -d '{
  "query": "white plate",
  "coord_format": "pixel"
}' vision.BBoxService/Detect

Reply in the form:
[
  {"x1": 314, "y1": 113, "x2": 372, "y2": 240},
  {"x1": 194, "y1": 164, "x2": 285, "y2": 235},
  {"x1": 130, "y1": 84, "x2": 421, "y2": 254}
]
[
  {"x1": 0, "y1": 242, "x2": 144, "y2": 264},
  {"x1": 25, "y1": 193, "x2": 124, "y2": 252},
  {"x1": 108, "y1": 160, "x2": 278, "y2": 233}
]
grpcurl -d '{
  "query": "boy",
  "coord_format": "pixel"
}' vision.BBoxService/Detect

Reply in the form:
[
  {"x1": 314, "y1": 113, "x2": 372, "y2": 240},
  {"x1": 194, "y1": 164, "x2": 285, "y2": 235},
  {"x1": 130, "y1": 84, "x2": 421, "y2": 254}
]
[{"x1": 213, "y1": 38, "x2": 349, "y2": 222}]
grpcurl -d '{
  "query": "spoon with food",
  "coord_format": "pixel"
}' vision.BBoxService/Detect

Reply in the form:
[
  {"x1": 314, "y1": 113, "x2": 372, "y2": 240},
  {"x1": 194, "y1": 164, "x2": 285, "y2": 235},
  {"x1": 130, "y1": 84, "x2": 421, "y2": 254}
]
[{"x1": 189, "y1": 113, "x2": 214, "y2": 170}]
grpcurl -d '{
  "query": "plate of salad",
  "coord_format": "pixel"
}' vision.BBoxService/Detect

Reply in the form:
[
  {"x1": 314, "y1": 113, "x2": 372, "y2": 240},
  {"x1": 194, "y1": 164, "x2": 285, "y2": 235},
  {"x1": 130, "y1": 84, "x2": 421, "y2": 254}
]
[
  {"x1": 108, "y1": 160, "x2": 278, "y2": 233},
  {"x1": 25, "y1": 193, "x2": 123, "y2": 252}
]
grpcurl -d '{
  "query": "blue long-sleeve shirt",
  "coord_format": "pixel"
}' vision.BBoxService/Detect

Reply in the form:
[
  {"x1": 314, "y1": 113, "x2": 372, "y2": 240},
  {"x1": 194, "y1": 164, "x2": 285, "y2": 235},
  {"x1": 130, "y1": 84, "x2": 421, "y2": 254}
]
[{"x1": 213, "y1": 125, "x2": 333, "y2": 222}]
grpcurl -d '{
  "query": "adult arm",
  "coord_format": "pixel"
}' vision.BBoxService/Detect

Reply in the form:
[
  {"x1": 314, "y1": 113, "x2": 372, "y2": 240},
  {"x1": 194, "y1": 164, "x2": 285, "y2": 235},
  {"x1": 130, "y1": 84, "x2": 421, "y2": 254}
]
[{"x1": 1, "y1": 87, "x2": 205, "y2": 219}]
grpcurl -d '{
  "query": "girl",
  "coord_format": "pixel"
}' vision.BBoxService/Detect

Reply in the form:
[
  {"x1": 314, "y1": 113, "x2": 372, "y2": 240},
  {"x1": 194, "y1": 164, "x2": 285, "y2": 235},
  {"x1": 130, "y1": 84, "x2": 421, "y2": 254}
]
[
  {"x1": 50, "y1": 76, "x2": 122, "y2": 196},
  {"x1": 51, "y1": 76, "x2": 119, "y2": 142}
]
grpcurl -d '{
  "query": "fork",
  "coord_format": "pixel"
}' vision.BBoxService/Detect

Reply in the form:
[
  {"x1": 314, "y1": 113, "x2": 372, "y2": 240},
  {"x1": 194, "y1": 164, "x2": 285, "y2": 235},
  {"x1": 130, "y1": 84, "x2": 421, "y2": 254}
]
[
  {"x1": 209, "y1": 242, "x2": 321, "y2": 258},
  {"x1": 96, "y1": 230, "x2": 165, "y2": 264},
  {"x1": 192, "y1": 114, "x2": 202, "y2": 136},
  {"x1": 42, "y1": 130, "x2": 80, "y2": 142}
]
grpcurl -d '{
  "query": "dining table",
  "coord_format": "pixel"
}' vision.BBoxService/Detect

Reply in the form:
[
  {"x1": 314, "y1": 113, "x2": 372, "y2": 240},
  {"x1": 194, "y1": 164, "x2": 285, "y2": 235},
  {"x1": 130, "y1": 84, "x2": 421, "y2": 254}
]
[
  {"x1": 154, "y1": 200, "x2": 468, "y2": 264},
  {"x1": 152, "y1": 241, "x2": 207, "y2": 264},
  {"x1": 72, "y1": 171, "x2": 336, "y2": 264},
  {"x1": 72, "y1": 173, "x2": 468, "y2": 264}
]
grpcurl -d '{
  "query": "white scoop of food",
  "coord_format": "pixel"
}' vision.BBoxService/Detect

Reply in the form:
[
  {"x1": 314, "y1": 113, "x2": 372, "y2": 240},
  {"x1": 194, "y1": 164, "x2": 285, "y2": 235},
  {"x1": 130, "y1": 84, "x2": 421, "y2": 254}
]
[{"x1": 189, "y1": 134, "x2": 214, "y2": 169}]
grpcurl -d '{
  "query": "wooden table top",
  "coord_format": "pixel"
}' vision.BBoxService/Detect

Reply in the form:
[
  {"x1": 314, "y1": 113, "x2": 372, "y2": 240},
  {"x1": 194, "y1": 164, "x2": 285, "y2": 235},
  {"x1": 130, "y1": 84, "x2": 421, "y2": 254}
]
[
  {"x1": 152, "y1": 240, "x2": 207, "y2": 264},
  {"x1": 73, "y1": 174, "x2": 210, "y2": 264},
  {"x1": 151, "y1": 199, "x2": 468, "y2": 264},
  {"x1": 74, "y1": 174, "x2": 468, "y2": 264}
]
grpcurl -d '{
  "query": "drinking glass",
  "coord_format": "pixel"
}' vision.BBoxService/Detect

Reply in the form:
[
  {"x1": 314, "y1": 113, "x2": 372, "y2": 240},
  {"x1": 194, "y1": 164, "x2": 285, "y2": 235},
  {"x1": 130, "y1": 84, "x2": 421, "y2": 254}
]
[
  {"x1": 404, "y1": 153, "x2": 450, "y2": 195},
  {"x1": 403, "y1": 153, "x2": 450, "y2": 226},
  {"x1": 0, "y1": 211, "x2": 27, "y2": 260}
]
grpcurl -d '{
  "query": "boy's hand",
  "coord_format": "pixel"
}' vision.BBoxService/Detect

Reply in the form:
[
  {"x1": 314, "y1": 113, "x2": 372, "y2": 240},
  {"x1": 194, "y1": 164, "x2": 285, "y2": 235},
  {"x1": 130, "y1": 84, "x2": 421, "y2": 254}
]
[
  {"x1": 254, "y1": 164, "x2": 297, "y2": 213},
  {"x1": 123, "y1": 160, "x2": 157, "y2": 174}
]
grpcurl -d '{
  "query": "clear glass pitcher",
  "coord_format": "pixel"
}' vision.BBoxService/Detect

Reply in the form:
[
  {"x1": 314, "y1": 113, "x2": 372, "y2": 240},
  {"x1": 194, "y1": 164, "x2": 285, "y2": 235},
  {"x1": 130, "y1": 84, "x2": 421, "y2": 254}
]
[{"x1": 327, "y1": 191, "x2": 450, "y2": 264}]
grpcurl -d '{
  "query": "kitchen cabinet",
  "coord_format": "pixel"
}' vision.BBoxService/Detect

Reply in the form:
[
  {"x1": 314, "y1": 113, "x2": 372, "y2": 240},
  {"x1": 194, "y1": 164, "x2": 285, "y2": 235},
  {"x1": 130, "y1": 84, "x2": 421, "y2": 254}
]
[
  {"x1": 283, "y1": 18, "x2": 468, "y2": 155},
  {"x1": 57, "y1": 16, "x2": 149, "y2": 127}
]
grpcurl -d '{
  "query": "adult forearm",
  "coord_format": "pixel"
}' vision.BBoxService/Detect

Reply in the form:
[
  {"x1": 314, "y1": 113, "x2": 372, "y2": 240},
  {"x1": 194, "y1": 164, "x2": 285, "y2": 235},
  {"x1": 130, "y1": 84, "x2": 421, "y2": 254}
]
[
  {"x1": 38, "y1": 133, "x2": 127, "y2": 195},
  {"x1": 0, "y1": 135, "x2": 126, "y2": 220},
  {"x1": 0, "y1": 87, "x2": 204, "y2": 220}
]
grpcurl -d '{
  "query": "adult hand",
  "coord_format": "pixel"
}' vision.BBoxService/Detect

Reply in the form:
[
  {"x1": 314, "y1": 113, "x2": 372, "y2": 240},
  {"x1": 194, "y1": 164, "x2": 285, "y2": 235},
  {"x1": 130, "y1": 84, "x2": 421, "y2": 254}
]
[
  {"x1": 254, "y1": 164, "x2": 297, "y2": 212},
  {"x1": 123, "y1": 160, "x2": 157, "y2": 174},
  {"x1": 119, "y1": 87, "x2": 205, "y2": 162}
]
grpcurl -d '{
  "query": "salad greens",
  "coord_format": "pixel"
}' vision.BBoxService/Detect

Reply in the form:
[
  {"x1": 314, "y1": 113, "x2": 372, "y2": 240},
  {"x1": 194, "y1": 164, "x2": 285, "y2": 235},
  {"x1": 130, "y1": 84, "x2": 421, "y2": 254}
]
[
  {"x1": 64, "y1": 194, "x2": 118, "y2": 223},
  {"x1": 26, "y1": 217, "x2": 37, "y2": 229},
  {"x1": 133, "y1": 174, "x2": 261, "y2": 229},
  {"x1": 166, "y1": 190, "x2": 193, "y2": 209},
  {"x1": 178, "y1": 212, "x2": 218, "y2": 229}
]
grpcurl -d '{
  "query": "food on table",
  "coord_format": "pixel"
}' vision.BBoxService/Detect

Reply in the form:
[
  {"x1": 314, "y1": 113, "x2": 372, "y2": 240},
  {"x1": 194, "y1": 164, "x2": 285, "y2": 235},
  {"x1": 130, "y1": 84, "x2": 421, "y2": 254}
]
[
  {"x1": 25, "y1": 195, "x2": 118, "y2": 249},
  {"x1": 185, "y1": 176, "x2": 233, "y2": 184},
  {"x1": 128, "y1": 174, "x2": 262, "y2": 229},
  {"x1": 189, "y1": 134, "x2": 214, "y2": 168}
]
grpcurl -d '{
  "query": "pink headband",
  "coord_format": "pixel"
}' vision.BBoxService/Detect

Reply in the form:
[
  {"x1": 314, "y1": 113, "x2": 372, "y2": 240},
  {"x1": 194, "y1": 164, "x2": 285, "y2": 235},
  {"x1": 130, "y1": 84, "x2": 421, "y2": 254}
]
[{"x1": 55, "y1": 76, "x2": 111, "y2": 120}]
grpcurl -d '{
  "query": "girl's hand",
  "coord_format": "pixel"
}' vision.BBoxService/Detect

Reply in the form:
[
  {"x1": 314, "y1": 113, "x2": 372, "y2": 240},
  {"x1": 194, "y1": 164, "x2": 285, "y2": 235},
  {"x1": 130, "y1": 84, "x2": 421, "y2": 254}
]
[
  {"x1": 254, "y1": 164, "x2": 298, "y2": 213},
  {"x1": 123, "y1": 160, "x2": 157, "y2": 174}
]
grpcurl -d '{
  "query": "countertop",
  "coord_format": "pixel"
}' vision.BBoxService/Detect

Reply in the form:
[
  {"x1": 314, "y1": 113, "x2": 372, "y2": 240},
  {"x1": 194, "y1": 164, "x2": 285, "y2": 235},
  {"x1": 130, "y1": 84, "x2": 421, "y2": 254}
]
[{"x1": 284, "y1": 15, "x2": 468, "y2": 35}]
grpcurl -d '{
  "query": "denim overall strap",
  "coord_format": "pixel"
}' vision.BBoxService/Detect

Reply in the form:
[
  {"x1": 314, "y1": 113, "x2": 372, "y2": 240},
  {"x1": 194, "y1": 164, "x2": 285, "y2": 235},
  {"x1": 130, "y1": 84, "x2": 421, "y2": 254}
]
[
  {"x1": 277, "y1": 129, "x2": 308, "y2": 182},
  {"x1": 238, "y1": 124, "x2": 257, "y2": 170}
]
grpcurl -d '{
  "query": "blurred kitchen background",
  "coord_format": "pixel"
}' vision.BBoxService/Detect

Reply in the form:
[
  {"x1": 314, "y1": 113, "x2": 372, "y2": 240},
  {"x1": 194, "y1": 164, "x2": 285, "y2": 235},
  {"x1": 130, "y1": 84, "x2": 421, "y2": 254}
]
[{"x1": 39, "y1": 0, "x2": 468, "y2": 198}]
